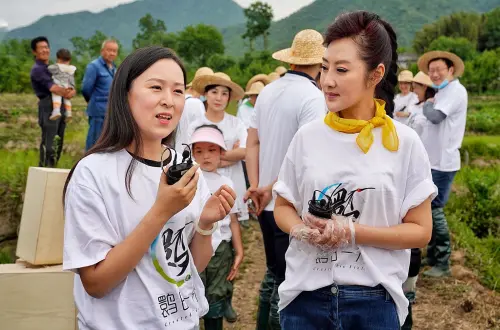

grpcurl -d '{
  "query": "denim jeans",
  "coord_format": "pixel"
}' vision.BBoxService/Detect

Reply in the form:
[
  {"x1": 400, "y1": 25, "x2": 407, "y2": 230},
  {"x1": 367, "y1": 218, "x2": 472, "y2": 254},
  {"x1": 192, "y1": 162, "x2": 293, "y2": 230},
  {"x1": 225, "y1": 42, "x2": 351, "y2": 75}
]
[
  {"x1": 86, "y1": 116, "x2": 105, "y2": 151},
  {"x1": 257, "y1": 211, "x2": 289, "y2": 330},
  {"x1": 427, "y1": 170, "x2": 457, "y2": 269},
  {"x1": 280, "y1": 284, "x2": 399, "y2": 330}
]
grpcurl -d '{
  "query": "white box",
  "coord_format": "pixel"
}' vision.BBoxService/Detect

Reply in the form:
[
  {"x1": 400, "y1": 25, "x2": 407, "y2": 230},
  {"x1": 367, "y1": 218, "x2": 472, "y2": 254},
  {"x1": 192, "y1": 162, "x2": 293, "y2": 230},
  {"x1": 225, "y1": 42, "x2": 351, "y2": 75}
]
[
  {"x1": 16, "y1": 167, "x2": 70, "y2": 265},
  {"x1": 0, "y1": 263, "x2": 77, "y2": 330}
]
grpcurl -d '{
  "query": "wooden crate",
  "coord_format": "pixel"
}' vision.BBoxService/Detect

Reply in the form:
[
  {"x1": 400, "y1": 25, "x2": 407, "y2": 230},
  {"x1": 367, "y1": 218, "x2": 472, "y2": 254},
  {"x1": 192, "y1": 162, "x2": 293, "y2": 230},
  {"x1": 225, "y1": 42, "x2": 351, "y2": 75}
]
[
  {"x1": 16, "y1": 167, "x2": 70, "y2": 265},
  {"x1": 0, "y1": 263, "x2": 77, "y2": 330}
]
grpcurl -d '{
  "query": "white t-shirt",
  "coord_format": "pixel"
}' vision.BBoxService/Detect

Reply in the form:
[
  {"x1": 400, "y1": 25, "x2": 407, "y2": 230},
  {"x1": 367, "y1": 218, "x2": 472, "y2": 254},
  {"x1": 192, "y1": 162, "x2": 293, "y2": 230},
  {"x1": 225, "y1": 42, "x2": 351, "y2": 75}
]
[
  {"x1": 175, "y1": 95, "x2": 205, "y2": 152},
  {"x1": 185, "y1": 113, "x2": 248, "y2": 217},
  {"x1": 250, "y1": 72, "x2": 327, "y2": 211},
  {"x1": 420, "y1": 80, "x2": 468, "y2": 172},
  {"x1": 273, "y1": 119, "x2": 437, "y2": 325},
  {"x1": 202, "y1": 170, "x2": 237, "y2": 254},
  {"x1": 394, "y1": 92, "x2": 419, "y2": 125},
  {"x1": 63, "y1": 149, "x2": 210, "y2": 330},
  {"x1": 237, "y1": 99, "x2": 255, "y2": 130},
  {"x1": 407, "y1": 103, "x2": 426, "y2": 137}
]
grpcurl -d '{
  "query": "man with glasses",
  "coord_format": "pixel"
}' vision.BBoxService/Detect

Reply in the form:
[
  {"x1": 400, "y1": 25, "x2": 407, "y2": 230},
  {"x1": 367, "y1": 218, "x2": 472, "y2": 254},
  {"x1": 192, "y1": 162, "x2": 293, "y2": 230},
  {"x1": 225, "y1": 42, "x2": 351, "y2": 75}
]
[{"x1": 417, "y1": 51, "x2": 467, "y2": 278}]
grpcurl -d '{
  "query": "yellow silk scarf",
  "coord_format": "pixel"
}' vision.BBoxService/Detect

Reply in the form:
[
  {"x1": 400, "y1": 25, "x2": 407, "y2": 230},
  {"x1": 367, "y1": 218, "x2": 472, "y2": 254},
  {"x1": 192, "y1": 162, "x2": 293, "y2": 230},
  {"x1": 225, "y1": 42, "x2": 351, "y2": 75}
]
[{"x1": 324, "y1": 99, "x2": 399, "y2": 154}]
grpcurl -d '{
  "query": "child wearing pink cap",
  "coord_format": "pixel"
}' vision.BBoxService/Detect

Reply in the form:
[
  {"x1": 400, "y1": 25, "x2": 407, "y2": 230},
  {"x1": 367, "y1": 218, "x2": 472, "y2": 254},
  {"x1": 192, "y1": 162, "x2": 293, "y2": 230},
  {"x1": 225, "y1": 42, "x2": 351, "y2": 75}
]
[{"x1": 190, "y1": 124, "x2": 244, "y2": 330}]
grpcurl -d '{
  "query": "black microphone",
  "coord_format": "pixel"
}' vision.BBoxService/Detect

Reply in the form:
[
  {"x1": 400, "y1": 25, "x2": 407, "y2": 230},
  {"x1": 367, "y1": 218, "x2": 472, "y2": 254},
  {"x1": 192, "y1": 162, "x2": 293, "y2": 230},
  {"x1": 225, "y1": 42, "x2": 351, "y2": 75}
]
[{"x1": 165, "y1": 144, "x2": 194, "y2": 185}]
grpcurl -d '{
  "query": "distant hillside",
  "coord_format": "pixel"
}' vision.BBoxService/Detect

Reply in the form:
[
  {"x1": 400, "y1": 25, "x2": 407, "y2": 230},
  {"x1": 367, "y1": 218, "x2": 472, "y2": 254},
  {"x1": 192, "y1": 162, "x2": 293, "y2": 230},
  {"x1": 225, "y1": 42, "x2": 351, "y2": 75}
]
[
  {"x1": 6, "y1": 0, "x2": 245, "y2": 53},
  {"x1": 222, "y1": 0, "x2": 500, "y2": 57}
]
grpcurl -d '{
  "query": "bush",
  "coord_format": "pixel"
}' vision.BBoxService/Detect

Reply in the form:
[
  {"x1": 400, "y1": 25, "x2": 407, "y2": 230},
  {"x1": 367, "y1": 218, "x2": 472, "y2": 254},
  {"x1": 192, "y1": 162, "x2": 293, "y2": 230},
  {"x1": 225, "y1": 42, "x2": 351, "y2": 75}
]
[
  {"x1": 466, "y1": 106, "x2": 500, "y2": 135},
  {"x1": 461, "y1": 136, "x2": 500, "y2": 161}
]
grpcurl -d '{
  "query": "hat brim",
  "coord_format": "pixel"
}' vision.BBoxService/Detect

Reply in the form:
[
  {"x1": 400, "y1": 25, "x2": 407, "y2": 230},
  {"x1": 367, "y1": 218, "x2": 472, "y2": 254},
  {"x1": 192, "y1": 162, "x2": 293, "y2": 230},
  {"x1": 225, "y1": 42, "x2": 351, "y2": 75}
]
[
  {"x1": 398, "y1": 78, "x2": 413, "y2": 83},
  {"x1": 190, "y1": 127, "x2": 227, "y2": 150},
  {"x1": 272, "y1": 48, "x2": 324, "y2": 65},
  {"x1": 418, "y1": 51, "x2": 465, "y2": 77},
  {"x1": 246, "y1": 74, "x2": 271, "y2": 91},
  {"x1": 192, "y1": 76, "x2": 245, "y2": 101},
  {"x1": 245, "y1": 90, "x2": 260, "y2": 96}
]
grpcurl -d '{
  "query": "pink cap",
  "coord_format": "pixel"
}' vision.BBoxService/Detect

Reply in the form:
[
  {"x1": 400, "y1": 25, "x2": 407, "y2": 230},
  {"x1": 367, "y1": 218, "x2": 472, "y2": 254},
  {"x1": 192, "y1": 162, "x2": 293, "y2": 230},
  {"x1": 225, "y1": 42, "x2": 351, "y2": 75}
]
[{"x1": 190, "y1": 125, "x2": 227, "y2": 150}]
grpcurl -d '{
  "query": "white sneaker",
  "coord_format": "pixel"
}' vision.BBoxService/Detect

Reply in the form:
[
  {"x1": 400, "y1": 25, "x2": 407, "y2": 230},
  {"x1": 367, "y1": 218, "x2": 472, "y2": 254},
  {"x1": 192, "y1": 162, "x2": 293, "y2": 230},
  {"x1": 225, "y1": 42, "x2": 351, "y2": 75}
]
[
  {"x1": 65, "y1": 111, "x2": 72, "y2": 123},
  {"x1": 49, "y1": 109, "x2": 61, "y2": 121}
]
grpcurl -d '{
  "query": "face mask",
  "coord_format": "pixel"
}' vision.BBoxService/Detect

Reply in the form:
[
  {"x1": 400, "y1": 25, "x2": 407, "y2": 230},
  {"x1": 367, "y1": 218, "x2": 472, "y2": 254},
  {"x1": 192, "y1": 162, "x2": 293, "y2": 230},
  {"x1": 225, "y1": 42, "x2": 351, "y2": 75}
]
[
  {"x1": 432, "y1": 80, "x2": 449, "y2": 90},
  {"x1": 199, "y1": 95, "x2": 206, "y2": 102}
]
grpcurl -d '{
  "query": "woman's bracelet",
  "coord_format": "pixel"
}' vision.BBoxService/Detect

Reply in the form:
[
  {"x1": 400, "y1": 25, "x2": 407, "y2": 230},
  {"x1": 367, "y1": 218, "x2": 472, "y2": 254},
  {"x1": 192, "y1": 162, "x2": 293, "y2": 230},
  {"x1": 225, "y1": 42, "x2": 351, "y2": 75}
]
[{"x1": 195, "y1": 221, "x2": 218, "y2": 236}]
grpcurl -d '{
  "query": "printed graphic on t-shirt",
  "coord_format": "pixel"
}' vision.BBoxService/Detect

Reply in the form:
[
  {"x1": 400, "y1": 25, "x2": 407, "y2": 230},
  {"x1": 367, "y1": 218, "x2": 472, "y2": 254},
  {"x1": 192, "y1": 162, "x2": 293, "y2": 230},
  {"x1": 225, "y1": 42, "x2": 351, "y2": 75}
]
[{"x1": 314, "y1": 182, "x2": 373, "y2": 273}]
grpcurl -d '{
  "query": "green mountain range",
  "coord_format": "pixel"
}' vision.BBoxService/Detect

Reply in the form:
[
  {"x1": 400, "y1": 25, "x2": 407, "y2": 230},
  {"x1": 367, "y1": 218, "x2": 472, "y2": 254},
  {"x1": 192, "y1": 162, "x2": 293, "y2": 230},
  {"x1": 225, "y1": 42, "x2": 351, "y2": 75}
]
[
  {"x1": 222, "y1": 0, "x2": 500, "y2": 56},
  {"x1": 6, "y1": 0, "x2": 245, "y2": 54},
  {"x1": 5, "y1": 0, "x2": 499, "y2": 57}
]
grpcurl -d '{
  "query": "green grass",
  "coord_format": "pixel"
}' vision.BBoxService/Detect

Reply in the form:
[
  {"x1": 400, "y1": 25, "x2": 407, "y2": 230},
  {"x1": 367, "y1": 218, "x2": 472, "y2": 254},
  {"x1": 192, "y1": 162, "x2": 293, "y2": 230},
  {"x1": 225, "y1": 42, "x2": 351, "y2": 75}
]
[{"x1": 461, "y1": 135, "x2": 500, "y2": 160}]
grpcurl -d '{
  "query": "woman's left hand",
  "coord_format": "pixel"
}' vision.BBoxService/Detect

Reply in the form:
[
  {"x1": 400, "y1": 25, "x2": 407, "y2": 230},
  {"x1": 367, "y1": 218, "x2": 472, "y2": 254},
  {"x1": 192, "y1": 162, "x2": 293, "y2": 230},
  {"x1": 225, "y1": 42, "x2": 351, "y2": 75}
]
[
  {"x1": 302, "y1": 214, "x2": 354, "y2": 250},
  {"x1": 200, "y1": 185, "x2": 237, "y2": 226}
]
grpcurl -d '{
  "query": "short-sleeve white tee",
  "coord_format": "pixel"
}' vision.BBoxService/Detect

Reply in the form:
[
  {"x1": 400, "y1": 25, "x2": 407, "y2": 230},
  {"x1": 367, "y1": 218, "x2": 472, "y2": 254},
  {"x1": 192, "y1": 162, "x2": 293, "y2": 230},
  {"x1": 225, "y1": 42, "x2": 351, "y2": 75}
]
[
  {"x1": 202, "y1": 170, "x2": 237, "y2": 254},
  {"x1": 421, "y1": 79, "x2": 468, "y2": 172},
  {"x1": 63, "y1": 149, "x2": 210, "y2": 330},
  {"x1": 237, "y1": 99, "x2": 254, "y2": 130},
  {"x1": 175, "y1": 95, "x2": 206, "y2": 152},
  {"x1": 394, "y1": 92, "x2": 419, "y2": 125},
  {"x1": 273, "y1": 119, "x2": 437, "y2": 325},
  {"x1": 184, "y1": 113, "x2": 248, "y2": 217},
  {"x1": 249, "y1": 72, "x2": 327, "y2": 211}
]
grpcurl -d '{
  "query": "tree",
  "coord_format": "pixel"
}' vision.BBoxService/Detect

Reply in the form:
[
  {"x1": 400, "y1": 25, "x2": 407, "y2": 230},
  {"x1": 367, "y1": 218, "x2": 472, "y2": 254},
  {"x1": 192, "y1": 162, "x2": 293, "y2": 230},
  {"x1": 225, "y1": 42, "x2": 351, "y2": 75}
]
[
  {"x1": 427, "y1": 36, "x2": 477, "y2": 61},
  {"x1": 413, "y1": 12, "x2": 481, "y2": 54},
  {"x1": 478, "y1": 8, "x2": 500, "y2": 51},
  {"x1": 461, "y1": 49, "x2": 500, "y2": 93},
  {"x1": 176, "y1": 24, "x2": 225, "y2": 66},
  {"x1": 70, "y1": 30, "x2": 112, "y2": 60},
  {"x1": 242, "y1": 1, "x2": 274, "y2": 51},
  {"x1": 132, "y1": 14, "x2": 169, "y2": 49}
]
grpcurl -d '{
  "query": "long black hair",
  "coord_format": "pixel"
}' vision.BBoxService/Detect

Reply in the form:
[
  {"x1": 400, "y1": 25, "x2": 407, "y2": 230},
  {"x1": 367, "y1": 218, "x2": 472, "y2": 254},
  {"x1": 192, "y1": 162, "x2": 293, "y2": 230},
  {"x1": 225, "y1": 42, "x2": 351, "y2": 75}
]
[
  {"x1": 324, "y1": 11, "x2": 398, "y2": 117},
  {"x1": 63, "y1": 46, "x2": 187, "y2": 202}
]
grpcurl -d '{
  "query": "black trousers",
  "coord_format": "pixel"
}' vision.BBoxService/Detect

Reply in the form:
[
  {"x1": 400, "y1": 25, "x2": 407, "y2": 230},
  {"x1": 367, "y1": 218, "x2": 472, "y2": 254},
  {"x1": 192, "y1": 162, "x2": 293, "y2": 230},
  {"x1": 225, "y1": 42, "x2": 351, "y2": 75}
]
[
  {"x1": 38, "y1": 96, "x2": 66, "y2": 167},
  {"x1": 258, "y1": 210, "x2": 289, "y2": 282}
]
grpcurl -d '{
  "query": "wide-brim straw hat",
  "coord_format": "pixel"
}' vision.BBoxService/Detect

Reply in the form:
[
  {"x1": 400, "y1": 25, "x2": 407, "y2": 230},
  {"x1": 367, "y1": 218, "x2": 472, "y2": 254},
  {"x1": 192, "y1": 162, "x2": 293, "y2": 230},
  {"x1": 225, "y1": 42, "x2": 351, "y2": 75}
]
[
  {"x1": 275, "y1": 66, "x2": 288, "y2": 75},
  {"x1": 245, "y1": 81, "x2": 265, "y2": 96},
  {"x1": 272, "y1": 29, "x2": 325, "y2": 65},
  {"x1": 187, "y1": 67, "x2": 214, "y2": 88},
  {"x1": 246, "y1": 74, "x2": 271, "y2": 91},
  {"x1": 268, "y1": 72, "x2": 280, "y2": 81},
  {"x1": 417, "y1": 51, "x2": 465, "y2": 77},
  {"x1": 412, "y1": 71, "x2": 433, "y2": 87},
  {"x1": 398, "y1": 70, "x2": 413, "y2": 83},
  {"x1": 192, "y1": 72, "x2": 245, "y2": 101}
]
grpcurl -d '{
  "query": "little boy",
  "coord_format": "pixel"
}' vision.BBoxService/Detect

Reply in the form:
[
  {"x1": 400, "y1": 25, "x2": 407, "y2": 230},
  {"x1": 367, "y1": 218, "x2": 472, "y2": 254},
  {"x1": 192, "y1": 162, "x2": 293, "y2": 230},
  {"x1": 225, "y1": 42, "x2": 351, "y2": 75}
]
[
  {"x1": 190, "y1": 124, "x2": 244, "y2": 330},
  {"x1": 48, "y1": 49, "x2": 76, "y2": 121}
]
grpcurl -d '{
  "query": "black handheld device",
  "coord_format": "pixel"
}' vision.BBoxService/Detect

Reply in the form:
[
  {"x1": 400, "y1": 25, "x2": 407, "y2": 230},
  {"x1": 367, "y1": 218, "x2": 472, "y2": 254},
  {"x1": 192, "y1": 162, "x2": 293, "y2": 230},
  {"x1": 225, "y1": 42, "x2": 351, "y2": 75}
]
[
  {"x1": 162, "y1": 144, "x2": 194, "y2": 185},
  {"x1": 307, "y1": 190, "x2": 335, "y2": 219}
]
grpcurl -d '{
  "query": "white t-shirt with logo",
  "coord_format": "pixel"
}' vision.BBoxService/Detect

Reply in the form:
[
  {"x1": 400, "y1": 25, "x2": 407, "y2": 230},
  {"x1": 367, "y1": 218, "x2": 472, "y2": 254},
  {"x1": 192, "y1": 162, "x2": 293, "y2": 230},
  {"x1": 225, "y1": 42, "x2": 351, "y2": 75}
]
[
  {"x1": 185, "y1": 113, "x2": 248, "y2": 218},
  {"x1": 250, "y1": 72, "x2": 327, "y2": 211},
  {"x1": 175, "y1": 95, "x2": 206, "y2": 152},
  {"x1": 273, "y1": 119, "x2": 437, "y2": 325},
  {"x1": 419, "y1": 80, "x2": 468, "y2": 172},
  {"x1": 394, "y1": 92, "x2": 419, "y2": 125},
  {"x1": 202, "y1": 170, "x2": 237, "y2": 254},
  {"x1": 237, "y1": 99, "x2": 254, "y2": 130},
  {"x1": 63, "y1": 149, "x2": 210, "y2": 330}
]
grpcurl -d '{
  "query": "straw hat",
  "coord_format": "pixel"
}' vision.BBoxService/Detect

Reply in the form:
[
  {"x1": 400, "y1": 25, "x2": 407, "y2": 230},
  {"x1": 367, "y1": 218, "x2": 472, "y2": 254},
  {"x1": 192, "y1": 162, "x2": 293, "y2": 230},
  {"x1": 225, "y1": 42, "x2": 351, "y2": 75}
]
[
  {"x1": 398, "y1": 70, "x2": 413, "y2": 83},
  {"x1": 246, "y1": 74, "x2": 271, "y2": 91},
  {"x1": 412, "y1": 71, "x2": 433, "y2": 87},
  {"x1": 272, "y1": 29, "x2": 325, "y2": 65},
  {"x1": 275, "y1": 66, "x2": 288, "y2": 75},
  {"x1": 245, "y1": 81, "x2": 265, "y2": 96},
  {"x1": 268, "y1": 72, "x2": 280, "y2": 81},
  {"x1": 187, "y1": 67, "x2": 214, "y2": 88},
  {"x1": 192, "y1": 72, "x2": 245, "y2": 101},
  {"x1": 417, "y1": 51, "x2": 465, "y2": 77}
]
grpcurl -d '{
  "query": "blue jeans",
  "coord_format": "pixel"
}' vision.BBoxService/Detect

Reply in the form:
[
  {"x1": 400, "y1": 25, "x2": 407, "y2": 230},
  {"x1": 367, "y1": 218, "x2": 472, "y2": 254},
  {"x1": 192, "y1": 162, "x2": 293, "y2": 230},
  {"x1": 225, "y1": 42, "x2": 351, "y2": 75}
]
[
  {"x1": 86, "y1": 116, "x2": 105, "y2": 151},
  {"x1": 280, "y1": 284, "x2": 399, "y2": 330},
  {"x1": 430, "y1": 170, "x2": 457, "y2": 209}
]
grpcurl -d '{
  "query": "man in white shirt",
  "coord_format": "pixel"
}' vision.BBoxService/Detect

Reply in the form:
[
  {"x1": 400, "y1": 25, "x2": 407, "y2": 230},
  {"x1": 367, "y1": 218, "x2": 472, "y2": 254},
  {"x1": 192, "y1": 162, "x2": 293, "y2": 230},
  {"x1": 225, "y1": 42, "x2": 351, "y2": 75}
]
[
  {"x1": 417, "y1": 51, "x2": 467, "y2": 278},
  {"x1": 245, "y1": 29, "x2": 327, "y2": 330}
]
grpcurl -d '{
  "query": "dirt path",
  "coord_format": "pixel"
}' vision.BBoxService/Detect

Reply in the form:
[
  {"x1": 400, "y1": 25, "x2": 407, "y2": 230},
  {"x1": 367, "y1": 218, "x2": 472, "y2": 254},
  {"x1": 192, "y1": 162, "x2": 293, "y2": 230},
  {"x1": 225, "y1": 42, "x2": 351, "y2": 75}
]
[{"x1": 228, "y1": 222, "x2": 500, "y2": 330}]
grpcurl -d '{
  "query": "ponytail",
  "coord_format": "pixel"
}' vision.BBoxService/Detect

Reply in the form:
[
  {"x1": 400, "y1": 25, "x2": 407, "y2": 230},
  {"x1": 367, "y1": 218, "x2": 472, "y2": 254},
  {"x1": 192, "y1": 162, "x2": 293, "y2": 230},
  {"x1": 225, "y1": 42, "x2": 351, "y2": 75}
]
[{"x1": 376, "y1": 20, "x2": 398, "y2": 118}]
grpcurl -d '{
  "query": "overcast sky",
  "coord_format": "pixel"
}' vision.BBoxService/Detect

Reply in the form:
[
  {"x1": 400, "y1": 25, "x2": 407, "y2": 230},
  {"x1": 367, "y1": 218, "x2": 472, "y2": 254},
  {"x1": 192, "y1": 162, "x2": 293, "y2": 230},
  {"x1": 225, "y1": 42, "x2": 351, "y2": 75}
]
[{"x1": 0, "y1": 0, "x2": 314, "y2": 30}]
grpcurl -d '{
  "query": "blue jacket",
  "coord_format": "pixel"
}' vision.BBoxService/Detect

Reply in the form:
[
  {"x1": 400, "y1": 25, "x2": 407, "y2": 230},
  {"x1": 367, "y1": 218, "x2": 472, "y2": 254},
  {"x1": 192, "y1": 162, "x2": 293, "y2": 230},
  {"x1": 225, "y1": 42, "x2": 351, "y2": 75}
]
[{"x1": 81, "y1": 56, "x2": 116, "y2": 117}]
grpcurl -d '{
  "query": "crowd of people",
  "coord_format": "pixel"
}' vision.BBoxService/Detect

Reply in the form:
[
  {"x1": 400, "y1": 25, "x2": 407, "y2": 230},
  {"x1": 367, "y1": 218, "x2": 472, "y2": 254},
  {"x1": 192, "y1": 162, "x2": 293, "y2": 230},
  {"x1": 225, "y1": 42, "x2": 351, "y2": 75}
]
[{"x1": 28, "y1": 9, "x2": 468, "y2": 330}]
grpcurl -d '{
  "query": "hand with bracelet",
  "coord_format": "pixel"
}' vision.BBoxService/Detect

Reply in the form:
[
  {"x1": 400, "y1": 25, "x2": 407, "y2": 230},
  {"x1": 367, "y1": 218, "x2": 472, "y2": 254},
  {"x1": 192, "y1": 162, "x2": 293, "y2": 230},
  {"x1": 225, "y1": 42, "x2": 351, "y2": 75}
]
[{"x1": 197, "y1": 184, "x2": 237, "y2": 233}]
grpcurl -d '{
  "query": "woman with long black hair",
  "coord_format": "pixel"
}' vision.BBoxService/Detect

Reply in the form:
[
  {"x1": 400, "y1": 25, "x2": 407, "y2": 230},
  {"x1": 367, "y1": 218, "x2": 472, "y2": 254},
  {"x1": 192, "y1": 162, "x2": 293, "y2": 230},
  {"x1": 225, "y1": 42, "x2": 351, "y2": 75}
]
[
  {"x1": 273, "y1": 11, "x2": 437, "y2": 329},
  {"x1": 62, "y1": 46, "x2": 236, "y2": 330}
]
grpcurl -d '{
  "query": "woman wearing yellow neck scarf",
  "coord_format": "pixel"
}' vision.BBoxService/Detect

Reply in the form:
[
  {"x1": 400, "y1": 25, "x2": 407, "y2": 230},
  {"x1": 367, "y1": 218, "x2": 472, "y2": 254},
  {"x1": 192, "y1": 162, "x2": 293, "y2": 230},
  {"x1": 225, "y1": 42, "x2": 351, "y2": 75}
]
[{"x1": 269, "y1": 11, "x2": 438, "y2": 330}]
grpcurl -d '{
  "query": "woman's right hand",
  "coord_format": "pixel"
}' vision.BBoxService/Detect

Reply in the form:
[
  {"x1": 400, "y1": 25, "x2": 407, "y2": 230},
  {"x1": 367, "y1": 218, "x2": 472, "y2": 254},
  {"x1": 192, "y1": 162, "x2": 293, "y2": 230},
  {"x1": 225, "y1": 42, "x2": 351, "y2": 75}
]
[{"x1": 154, "y1": 164, "x2": 200, "y2": 220}]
